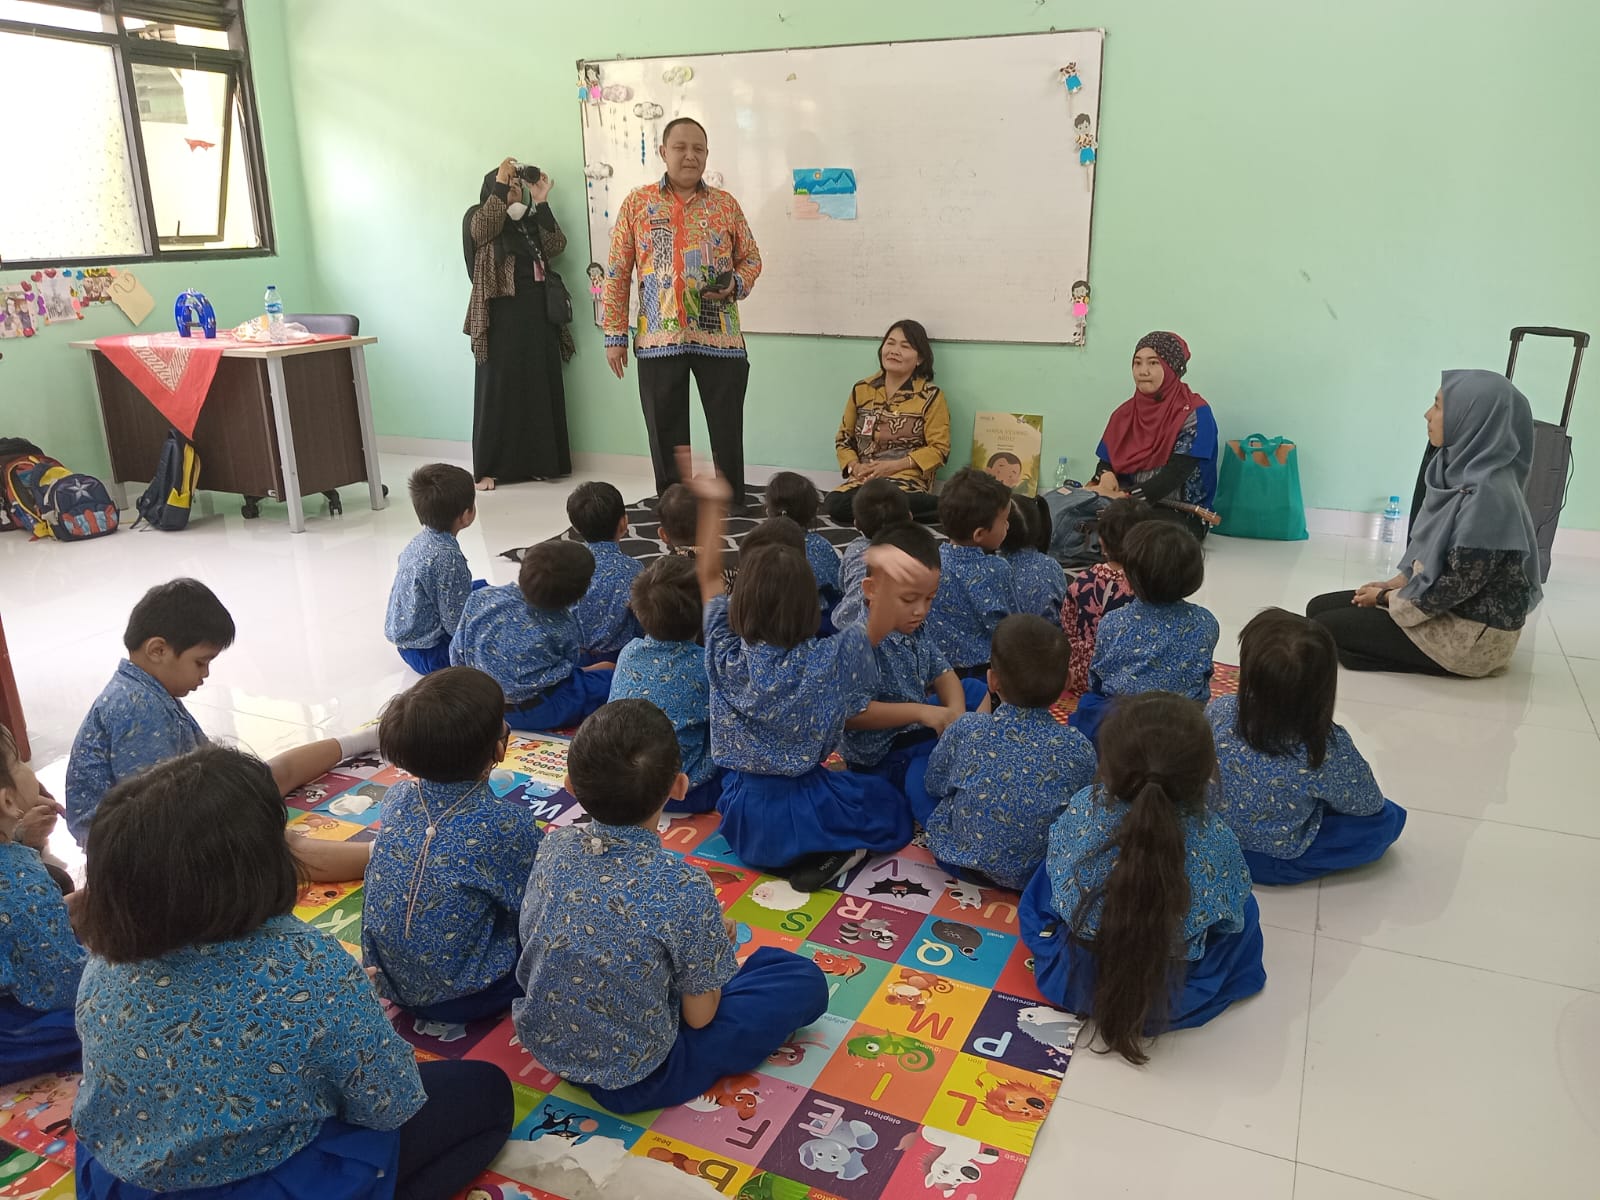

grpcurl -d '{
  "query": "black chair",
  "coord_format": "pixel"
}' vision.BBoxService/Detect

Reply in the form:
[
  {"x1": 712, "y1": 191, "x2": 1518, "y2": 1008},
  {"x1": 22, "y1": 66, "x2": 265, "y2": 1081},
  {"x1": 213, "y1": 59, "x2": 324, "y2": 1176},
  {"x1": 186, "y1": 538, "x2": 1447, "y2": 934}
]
[{"x1": 284, "y1": 313, "x2": 359, "y2": 335}]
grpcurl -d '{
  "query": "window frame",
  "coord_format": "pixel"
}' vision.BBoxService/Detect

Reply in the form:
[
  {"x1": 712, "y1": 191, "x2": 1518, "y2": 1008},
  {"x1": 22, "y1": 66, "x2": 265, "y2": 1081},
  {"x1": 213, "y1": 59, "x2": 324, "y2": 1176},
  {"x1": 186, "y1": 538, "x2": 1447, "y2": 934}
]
[{"x1": 0, "y1": 0, "x2": 276, "y2": 268}]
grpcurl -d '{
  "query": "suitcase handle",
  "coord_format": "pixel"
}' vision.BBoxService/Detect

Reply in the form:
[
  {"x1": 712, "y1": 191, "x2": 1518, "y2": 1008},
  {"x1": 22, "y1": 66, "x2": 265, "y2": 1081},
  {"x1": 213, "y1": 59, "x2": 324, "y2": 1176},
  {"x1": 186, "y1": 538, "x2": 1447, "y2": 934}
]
[{"x1": 1505, "y1": 327, "x2": 1589, "y2": 430}]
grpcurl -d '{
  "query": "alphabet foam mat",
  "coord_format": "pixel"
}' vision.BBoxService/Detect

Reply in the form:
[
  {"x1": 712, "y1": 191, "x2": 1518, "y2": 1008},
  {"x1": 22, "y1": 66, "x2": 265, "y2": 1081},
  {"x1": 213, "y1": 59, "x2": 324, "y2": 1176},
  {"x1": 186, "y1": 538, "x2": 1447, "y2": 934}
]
[{"x1": 0, "y1": 666, "x2": 1240, "y2": 1200}]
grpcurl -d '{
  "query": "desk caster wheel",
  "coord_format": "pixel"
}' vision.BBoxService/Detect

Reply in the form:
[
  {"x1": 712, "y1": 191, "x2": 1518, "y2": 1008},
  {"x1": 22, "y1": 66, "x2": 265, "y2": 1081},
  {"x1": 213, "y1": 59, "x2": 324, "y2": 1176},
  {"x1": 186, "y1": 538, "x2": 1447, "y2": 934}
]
[
  {"x1": 242, "y1": 497, "x2": 262, "y2": 520},
  {"x1": 382, "y1": 485, "x2": 390, "y2": 498},
  {"x1": 323, "y1": 489, "x2": 343, "y2": 517}
]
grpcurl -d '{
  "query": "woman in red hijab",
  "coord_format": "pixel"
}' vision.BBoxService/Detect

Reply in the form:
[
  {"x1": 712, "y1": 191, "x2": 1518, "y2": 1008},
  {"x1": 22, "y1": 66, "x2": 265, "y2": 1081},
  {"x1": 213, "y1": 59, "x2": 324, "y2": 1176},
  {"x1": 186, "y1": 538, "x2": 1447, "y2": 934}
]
[{"x1": 1090, "y1": 332, "x2": 1220, "y2": 539}]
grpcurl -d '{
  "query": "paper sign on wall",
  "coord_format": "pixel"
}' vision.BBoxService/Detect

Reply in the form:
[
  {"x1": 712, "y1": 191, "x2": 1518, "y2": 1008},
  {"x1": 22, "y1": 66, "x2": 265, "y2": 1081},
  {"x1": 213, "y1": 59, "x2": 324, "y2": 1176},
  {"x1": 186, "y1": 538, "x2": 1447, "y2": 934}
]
[
  {"x1": 792, "y1": 167, "x2": 857, "y2": 220},
  {"x1": 109, "y1": 271, "x2": 154, "y2": 325}
]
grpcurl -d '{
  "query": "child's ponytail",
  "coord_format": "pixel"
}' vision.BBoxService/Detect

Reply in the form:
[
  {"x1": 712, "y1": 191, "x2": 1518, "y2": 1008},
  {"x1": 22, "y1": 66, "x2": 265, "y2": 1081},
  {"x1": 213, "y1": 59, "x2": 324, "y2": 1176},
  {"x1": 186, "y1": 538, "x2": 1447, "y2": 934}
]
[{"x1": 1071, "y1": 692, "x2": 1215, "y2": 1064}]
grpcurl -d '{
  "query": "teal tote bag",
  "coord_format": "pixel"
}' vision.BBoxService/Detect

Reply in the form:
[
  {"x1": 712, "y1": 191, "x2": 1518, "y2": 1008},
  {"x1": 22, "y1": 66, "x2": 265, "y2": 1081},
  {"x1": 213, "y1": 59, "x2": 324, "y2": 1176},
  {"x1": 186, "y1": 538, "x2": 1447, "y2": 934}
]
[{"x1": 1214, "y1": 434, "x2": 1309, "y2": 541}]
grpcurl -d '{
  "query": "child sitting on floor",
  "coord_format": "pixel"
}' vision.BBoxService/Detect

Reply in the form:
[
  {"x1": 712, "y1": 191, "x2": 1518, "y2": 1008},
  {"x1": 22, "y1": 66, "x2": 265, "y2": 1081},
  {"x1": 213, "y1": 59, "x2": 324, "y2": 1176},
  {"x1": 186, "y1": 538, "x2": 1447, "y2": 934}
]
[
  {"x1": 568, "y1": 481, "x2": 644, "y2": 661},
  {"x1": 841, "y1": 522, "x2": 984, "y2": 789},
  {"x1": 765, "y1": 471, "x2": 842, "y2": 606},
  {"x1": 659, "y1": 482, "x2": 738, "y2": 592},
  {"x1": 1209, "y1": 608, "x2": 1406, "y2": 884},
  {"x1": 1020, "y1": 693, "x2": 1263, "y2": 1064},
  {"x1": 610, "y1": 556, "x2": 723, "y2": 813},
  {"x1": 514, "y1": 700, "x2": 828, "y2": 1114},
  {"x1": 1071, "y1": 521, "x2": 1218, "y2": 743},
  {"x1": 1002, "y1": 495, "x2": 1068, "y2": 620},
  {"x1": 66, "y1": 578, "x2": 374, "y2": 881},
  {"x1": 73, "y1": 744, "x2": 513, "y2": 1199},
  {"x1": 451, "y1": 541, "x2": 614, "y2": 731},
  {"x1": 0, "y1": 723, "x2": 84, "y2": 1085},
  {"x1": 925, "y1": 467, "x2": 1018, "y2": 678},
  {"x1": 687, "y1": 456, "x2": 927, "y2": 891},
  {"x1": 1060, "y1": 498, "x2": 1154, "y2": 696},
  {"x1": 911, "y1": 615, "x2": 1096, "y2": 890},
  {"x1": 830, "y1": 478, "x2": 913, "y2": 630},
  {"x1": 363, "y1": 667, "x2": 540, "y2": 1023},
  {"x1": 384, "y1": 463, "x2": 480, "y2": 675}
]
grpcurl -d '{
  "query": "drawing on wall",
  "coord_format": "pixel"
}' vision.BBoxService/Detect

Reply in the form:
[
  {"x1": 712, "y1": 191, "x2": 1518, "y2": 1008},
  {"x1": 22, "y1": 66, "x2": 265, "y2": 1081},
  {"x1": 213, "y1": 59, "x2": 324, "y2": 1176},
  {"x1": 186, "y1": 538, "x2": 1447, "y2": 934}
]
[
  {"x1": 792, "y1": 168, "x2": 857, "y2": 220},
  {"x1": 35, "y1": 271, "x2": 82, "y2": 324}
]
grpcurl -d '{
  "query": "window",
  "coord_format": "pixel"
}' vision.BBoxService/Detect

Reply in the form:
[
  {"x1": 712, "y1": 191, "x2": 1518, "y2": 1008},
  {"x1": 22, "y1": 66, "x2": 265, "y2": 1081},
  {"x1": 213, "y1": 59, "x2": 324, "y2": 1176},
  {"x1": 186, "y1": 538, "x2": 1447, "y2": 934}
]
[{"x1": 0, "y1": 0, "x2": 274, "y2": 266}]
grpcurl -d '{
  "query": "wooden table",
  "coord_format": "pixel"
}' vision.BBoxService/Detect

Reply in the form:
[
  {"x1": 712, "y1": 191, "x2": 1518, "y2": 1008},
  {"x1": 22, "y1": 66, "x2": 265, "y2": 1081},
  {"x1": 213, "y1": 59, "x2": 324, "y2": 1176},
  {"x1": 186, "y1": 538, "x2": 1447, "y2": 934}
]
[{"x1": 71, "y1": 336, "x2": 387, "y2": 534}]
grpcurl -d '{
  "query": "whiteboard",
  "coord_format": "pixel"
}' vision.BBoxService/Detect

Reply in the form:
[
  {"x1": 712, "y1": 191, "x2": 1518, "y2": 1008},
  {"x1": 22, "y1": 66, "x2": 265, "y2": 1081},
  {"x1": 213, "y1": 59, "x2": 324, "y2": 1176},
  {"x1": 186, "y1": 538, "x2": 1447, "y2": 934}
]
[{"x1": 577, "y1": 31, "x2": 1103, "y2": 345}]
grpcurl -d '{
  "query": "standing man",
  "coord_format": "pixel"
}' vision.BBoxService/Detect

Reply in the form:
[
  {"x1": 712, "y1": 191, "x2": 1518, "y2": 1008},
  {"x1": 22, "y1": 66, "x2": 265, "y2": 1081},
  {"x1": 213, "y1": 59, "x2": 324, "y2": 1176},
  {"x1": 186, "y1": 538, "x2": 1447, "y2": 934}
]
[{"x1": 602, "y1": 118, "x2": 762, "y2": 508}]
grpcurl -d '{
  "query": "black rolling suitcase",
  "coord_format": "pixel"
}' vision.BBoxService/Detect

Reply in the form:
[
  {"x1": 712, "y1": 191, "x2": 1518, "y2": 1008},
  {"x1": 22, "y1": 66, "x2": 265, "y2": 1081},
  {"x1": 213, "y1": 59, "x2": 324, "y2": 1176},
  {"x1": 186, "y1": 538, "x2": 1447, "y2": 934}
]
[{"x1": 1408, "y1": 326, "x2": 1587, "y2": 583}]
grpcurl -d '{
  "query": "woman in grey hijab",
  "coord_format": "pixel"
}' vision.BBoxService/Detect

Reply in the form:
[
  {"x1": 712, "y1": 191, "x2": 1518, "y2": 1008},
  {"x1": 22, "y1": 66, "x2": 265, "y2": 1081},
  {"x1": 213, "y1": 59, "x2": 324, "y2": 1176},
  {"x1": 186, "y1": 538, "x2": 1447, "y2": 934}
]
[{"x1": 1306, "y1": 370, "x2": 1542, "y2": 676}]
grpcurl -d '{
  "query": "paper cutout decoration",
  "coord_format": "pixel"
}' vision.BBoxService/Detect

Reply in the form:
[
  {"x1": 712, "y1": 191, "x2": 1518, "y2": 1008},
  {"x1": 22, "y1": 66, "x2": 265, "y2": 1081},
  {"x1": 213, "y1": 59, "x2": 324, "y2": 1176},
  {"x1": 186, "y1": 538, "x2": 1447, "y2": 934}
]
[
  {"x1": 0, "y1": 285, "x2": 37, "y2": 338},
  {"x1": 662, "y1": 65, "x2": 694, "y2": 85},
  {"x1": 109, "y1": 271, "x2": 155, "y2": 325},
  {"x1": 792, "y1": 168, "x2": 857, "y2": 221},
  {"x1": 1074, "y1": 114, "x2": 1097, "y2": 166},
  {"x1": 1070, "y1": 280, "x2": 1090, "y2": 346},
  {"x1": 586, "y1": 261, "x2": 604, "y2": 327},
  {"x1": 1059, "y1": 62, "x2": 1083, "y2": 93},
  {"x1": 972, "y1": 412, "x2": 1045, "y2": 497},
  {"x1": 601, "y1": 84, "x2": 633, "y2": 103}
]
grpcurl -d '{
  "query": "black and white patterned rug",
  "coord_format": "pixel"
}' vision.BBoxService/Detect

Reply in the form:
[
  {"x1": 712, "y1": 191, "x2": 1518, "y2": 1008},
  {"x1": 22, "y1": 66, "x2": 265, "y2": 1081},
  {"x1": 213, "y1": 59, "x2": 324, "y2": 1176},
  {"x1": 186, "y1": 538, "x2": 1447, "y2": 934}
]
[{"x1": 500, "y1": 485, "x2": 877, "y2": 568}]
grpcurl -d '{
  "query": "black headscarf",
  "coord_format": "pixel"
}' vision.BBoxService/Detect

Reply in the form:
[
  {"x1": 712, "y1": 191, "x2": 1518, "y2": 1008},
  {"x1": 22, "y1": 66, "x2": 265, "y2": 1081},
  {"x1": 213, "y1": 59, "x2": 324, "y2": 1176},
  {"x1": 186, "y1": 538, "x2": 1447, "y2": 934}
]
[{"x1": 464, "y1": 169, "x2": 543, "y2": 279}]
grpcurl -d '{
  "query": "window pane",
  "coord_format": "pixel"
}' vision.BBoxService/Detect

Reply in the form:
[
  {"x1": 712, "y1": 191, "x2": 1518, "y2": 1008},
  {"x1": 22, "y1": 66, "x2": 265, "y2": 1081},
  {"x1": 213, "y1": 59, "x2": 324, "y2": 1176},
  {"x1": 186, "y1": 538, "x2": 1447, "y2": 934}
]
[
  {"x1": 135, "y1": 62, "x2": 258, "y2": 249},
  {"x1": 0, "y1": 2, "x2": 106, "y2": 32},
  {"x1": 0, "y1": 32, "x2": 146, "y2": 262},
  {"x1": 123, "y1": 16, "x2": 231, "y2": 50}
]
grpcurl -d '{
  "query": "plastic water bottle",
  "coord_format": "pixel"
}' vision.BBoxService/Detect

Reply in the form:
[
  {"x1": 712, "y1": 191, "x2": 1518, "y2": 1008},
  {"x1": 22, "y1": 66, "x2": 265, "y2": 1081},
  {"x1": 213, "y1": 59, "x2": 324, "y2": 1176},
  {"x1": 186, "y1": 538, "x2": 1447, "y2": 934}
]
[
  {"x1": 1380, "y1": 495, "x2": 1403, "y2": 544},
  {"x1": 1053, "y1": 456, "x2": 1072, "y2": 490},
  {"x1": 264, "y1": 285, "x2": 285, "y2": 343}
]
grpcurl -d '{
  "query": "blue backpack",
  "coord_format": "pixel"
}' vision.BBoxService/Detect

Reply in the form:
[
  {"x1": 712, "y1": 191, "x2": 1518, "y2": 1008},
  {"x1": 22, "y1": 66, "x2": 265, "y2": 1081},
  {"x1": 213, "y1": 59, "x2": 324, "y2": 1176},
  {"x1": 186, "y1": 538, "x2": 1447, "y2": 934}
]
[
  {"x1": 40, "y1": 471, "x2": 120, "y2": 542},
  {"x1": 133, "y1": 430, "x2": 201, "y2": 532}
]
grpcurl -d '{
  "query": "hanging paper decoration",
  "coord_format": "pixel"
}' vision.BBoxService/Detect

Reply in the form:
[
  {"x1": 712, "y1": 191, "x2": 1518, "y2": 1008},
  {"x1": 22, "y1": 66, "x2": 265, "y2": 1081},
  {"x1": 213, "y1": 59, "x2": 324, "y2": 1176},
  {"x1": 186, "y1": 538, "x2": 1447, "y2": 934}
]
[
  {"x1": 1074, "y1": 113, "x2": 1096, "y2": 190},
  {"x1": 1069, "y1": 280, "x2": 1090, "y2": 346},
  {"x1": 1058, "y1": 62, "x2": 1082, "y2": 93}
]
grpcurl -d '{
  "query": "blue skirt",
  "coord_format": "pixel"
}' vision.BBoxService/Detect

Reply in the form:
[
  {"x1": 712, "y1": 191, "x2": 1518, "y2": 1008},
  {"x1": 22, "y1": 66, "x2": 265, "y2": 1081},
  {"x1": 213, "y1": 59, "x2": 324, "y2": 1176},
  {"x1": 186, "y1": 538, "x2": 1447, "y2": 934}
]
[
  {"x1": 1019, "y1": 867, "x2": 1266, "y2": 1032},
  {"x1": 1246, "y1": 800, "x2": 1407, "y2": 885},
  {"x1": 407, "y1": 968, "x2": 523, "y2": 1025},
  {"x1": 667, "y1": 768, "x2": 725, "y2": 814},
  {"x1": 77, "y1": 1118, "x2": 400, "y2": 1200},
  {"x1": 0, "y1": 995, "x2": 79, "y2": 1084},
  {"x1": 717, "y1": 765, "x2": 913, "y2": 872}
]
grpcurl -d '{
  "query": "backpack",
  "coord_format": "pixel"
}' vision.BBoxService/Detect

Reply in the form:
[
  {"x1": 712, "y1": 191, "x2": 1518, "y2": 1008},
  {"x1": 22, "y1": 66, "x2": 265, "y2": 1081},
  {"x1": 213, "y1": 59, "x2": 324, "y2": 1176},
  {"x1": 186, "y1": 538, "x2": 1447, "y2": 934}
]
[
  {"x1": 3, "y1": 454, "x2": 67, "y2": 538},
  {"x1": 0, "y1": 438, "x2": 44, "y2": 534},
  {"x1": 41, "y1": 472, "x2": 120, "y2": 542},
  {"x1": 133, "y1": 430, "x2": 201, "y2": 531}
]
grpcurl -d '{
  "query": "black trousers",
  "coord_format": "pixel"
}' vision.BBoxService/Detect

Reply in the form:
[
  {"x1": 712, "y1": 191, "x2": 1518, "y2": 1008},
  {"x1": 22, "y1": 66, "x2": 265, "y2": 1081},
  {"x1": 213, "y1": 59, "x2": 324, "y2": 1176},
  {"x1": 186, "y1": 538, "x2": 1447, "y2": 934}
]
[
  {"x1": 638, "y1": 353, "x2": 750, "y2": 505},
  {"x1": 396, "y1": 1060, "x2": 514, "y2": 1200},
  {"x1": 1306, "y1": 591, "x2": 1451, "y2": 675},
  {"x1": 823, "y1": 482, "x2": 940, "y2": 526}
]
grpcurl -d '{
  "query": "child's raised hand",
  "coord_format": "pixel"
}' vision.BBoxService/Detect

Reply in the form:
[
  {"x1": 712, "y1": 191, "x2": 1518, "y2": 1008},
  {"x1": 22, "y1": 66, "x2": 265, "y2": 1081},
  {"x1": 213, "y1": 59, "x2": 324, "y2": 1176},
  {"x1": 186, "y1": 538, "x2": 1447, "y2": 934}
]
[
  {"x1": 863, "y1": 544, "x2": 937, "y2": 592},
  {"x1": 674, "y1": 446, "x2": 730, "y2": 503}
]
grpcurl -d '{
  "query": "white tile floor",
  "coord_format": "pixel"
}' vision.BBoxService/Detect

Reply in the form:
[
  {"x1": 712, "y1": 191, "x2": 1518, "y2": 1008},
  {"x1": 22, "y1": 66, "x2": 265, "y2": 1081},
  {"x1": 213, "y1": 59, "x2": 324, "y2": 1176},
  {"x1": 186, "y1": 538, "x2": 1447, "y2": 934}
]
[{"x1": 3, "y1": 453, "x2": 1597, "y2": 1200}]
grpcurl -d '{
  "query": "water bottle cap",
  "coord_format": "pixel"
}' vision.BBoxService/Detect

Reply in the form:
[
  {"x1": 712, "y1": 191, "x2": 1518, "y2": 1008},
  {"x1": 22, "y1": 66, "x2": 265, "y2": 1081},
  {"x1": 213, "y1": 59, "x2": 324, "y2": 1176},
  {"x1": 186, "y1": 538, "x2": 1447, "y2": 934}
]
[{"x1": 1389, "y1": 495, "x2": 1400, "y2": 503}]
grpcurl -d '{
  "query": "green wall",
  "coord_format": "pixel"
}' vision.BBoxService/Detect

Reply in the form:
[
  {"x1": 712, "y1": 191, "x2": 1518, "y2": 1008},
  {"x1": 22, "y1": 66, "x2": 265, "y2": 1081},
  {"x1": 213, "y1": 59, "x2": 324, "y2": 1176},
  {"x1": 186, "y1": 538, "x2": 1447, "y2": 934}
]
[
  {"x1": 300, "y1": 3, "x2": 1588, "y2": 526},
  {"x1": 0, "y1": 0, "x2": 315, "y2": 480}
]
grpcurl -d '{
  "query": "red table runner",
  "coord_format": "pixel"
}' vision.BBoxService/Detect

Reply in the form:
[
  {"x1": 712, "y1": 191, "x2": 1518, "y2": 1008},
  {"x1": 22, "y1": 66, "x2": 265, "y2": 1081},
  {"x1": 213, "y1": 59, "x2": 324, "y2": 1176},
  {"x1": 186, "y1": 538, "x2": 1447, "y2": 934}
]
[{"x1": 93, "y1": 331, "x2": 351, "y2": 437}]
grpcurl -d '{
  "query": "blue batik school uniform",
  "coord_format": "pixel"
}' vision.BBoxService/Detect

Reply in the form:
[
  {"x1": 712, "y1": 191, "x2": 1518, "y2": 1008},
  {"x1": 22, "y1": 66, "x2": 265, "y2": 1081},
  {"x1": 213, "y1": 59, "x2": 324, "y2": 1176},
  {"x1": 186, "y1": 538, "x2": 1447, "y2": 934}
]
[
  {"x1": 574, "y1": 541, "x2": 644, "y2": 661},
  {"x1": 829, "y1": 536, "x2": 870, "y2": 631},
  {"x1": 362, "y1": 779, "x2": 543, "y2": 1023},
  {"x1": 1004, "y1": 547, "x2": 1068, "y2": 621},
  {"x1": 384, "y1": 527, "x2": 476, "y2": 675},
  {"x1": 1070, "y1": 598, "x2": 1219, "y2": 743},
  {"x1": 925, "y1": 543, "x2": 1018, "y2": 674},
  {"x1": 804, "y1": 531, "x2": 842, "y2": 601},
  {"x1": 1021, "y1": 786, "x2": 1264, "y2": 1030},
  {"x1": 705, "y1": 596, "x2": 912, "y2": 871},
  {"x1": 1207, "y1": 695, "x2": 1406, "y2": 885},
  {"x1": 610, "y1": 636, "x2": 722, "y2": 812},
  {"x1": 515, "y1": 824, "x2": 827, "y2": 1113},
  {"x1": 0, "y1": 843, "x2": 84, "y2": 1083},
  {"x1": 450, "y1": 584, "x2": 612, "y2": 731},
  {"x1": 66, "y1": 659, "x2": 208, "y2": 844},
  {"x1": 840, "y1": 628, "x2": 987, "y2": 790},
  {"x1": 74, "y1": 914, "x2": 428, "y2": 1198},
  {"x1": 908, "y1": 706, "x2": 1097, "y2": 890}
]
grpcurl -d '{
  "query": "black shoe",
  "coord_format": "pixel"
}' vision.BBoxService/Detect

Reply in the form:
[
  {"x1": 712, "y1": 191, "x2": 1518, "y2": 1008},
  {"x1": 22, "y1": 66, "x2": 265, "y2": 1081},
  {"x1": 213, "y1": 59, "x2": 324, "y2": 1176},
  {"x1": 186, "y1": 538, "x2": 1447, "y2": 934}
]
[{"x1": 786, "y1": 848, "x2": 868, "y2": 893}]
